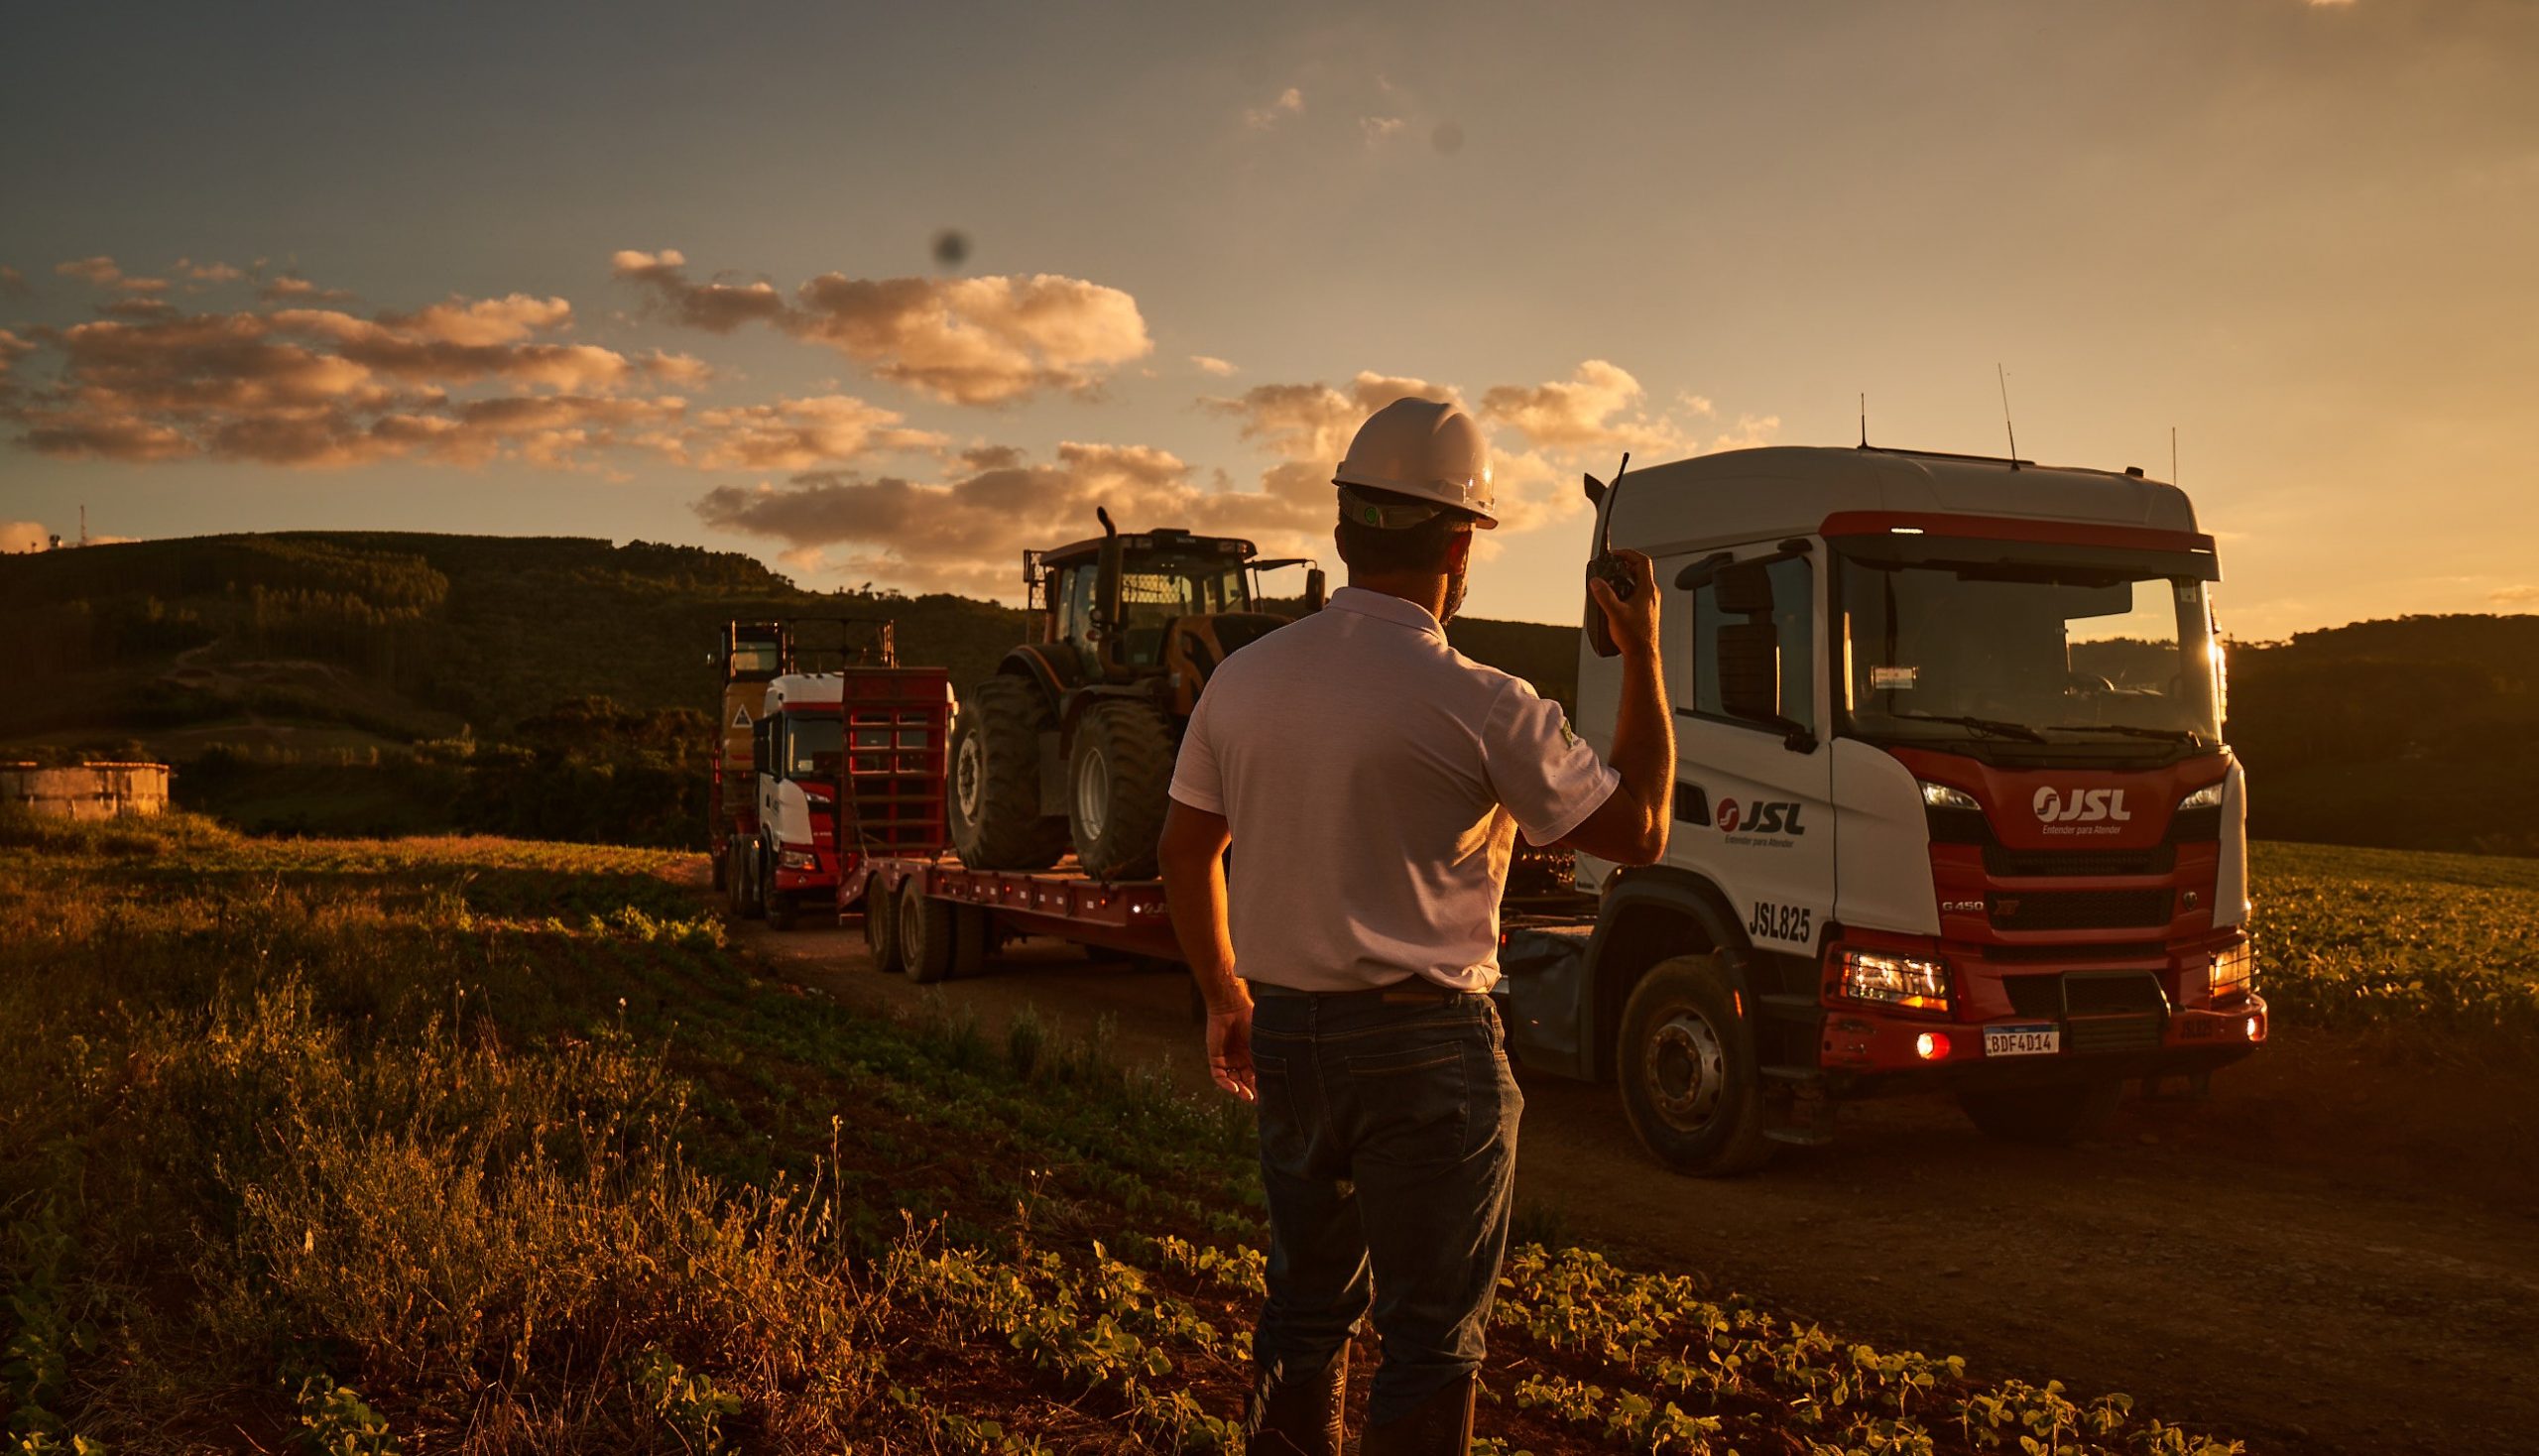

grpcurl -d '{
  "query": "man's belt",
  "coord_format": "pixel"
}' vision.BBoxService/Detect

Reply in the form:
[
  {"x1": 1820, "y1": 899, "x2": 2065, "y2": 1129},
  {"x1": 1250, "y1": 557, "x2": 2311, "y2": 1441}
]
[{"x1": 1248, "y1": 978, "x2": 1474, "y2": 1008}]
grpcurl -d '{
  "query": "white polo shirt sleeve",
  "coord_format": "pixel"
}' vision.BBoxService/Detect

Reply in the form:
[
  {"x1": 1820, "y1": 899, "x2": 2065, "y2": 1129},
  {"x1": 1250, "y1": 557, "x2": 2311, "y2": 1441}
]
[
  {"x1": 1481, "y1": 679, "x2": 1621, "y2": 846},
  {"x1": 1167, "y1": 685, "x2": 1227, "y2": 815}
]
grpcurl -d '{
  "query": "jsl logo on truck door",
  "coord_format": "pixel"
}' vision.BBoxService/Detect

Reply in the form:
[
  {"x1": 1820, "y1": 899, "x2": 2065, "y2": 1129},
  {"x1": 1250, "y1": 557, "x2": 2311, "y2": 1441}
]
[{"x1": 1717, "y1": 796, "x2": 1808, "y2": 844}]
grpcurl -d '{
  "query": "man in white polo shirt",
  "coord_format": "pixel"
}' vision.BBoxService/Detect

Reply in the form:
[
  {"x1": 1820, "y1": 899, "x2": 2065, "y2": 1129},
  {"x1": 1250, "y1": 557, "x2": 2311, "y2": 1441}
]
[{"x1": 1159, "y1": 398, "x2": 1673, "y2": 1456}]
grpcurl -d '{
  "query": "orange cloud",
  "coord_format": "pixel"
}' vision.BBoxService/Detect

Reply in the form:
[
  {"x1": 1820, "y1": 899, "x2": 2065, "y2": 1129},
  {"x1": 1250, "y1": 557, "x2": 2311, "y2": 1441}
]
[
  {"x1": 1203, "y1": 372, "x2": 1462, "y2": 469},
  {"x1": 0, "y1": 266, "x2": 29, "y2": 299},
  {"x1": 791, "y1": 272, "x2": 1153, "y2": 405},
  {"x1": 611, "y1": 249, "x2": 790, "y2": 332},
  {"x1": 258, "y1": 274, "x2": 356, "y2": 304},
  {"x1": 1479, "y1": 360, "x2": 1685, "y2": 455},
  {"x1": 3, "y1": 521, "x2": 51, "y2": 552},
  {"x1": 54, "y1": 256, "x2": 168, "y2": 296},
  {"x1": 616, "y1": 248, "x2": 1154, "y2": 405},
  {"x1": 666, "y1": 395, "x2": 946, "y2": 471}
]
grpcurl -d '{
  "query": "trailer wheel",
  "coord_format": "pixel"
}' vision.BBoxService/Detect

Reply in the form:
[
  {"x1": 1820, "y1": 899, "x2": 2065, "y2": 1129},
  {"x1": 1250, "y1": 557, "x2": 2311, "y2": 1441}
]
[
  {"x1": 948, "y1": 676, "x2": 1069, "y2": 871},
  {"x1": 1616, "y1": 955, "x2": 1776, "y2": 1176},
  {"x1": 728, "y1": 843, "x2": 766, "y2": 921},
  {"x1": 1959, "y1": 1079, "x2": 2122, "y2": 1145},
  {"x1": 952, "y1": 905, "x2": 989, "y2": 980},
  {"x1": 1066, "y1": 699, "x2": 1175, "y2": 881},
  {"x1": 901, "y1": 881, "x2": 958, "y2": 984},
  {"x1": 864, "y1": 879, "x2": 904, "y2": 974}
]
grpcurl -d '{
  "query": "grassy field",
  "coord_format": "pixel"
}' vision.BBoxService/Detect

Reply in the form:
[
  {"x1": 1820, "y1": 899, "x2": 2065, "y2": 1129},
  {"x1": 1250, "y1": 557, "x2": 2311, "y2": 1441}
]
[
  {"x1": 0, "y1": 815, "x2": 2263, "y2": 1455},
  {"x1": 2248, "y1": 841, "x2": 2539, "y2": 1047}
]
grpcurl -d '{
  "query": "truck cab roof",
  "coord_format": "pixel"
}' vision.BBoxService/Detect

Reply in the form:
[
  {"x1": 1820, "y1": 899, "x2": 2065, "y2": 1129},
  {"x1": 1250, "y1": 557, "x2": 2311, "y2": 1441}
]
[
  {"x1": 1610, "y1": 445, "x2": 2206, "y2": 558},
  {"x1": 763, "y1": 673, "x2": 845, "y2": 712}
]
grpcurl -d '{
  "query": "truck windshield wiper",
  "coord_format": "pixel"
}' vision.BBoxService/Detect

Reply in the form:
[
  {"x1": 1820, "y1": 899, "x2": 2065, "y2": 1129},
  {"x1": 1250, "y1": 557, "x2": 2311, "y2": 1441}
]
[
  {"x1": 2045, "y1": 723, "x2": 2209, "y2": 745},
  {"x1": 1883, "y1": 710, "x2": 2048, "y2": 743}
]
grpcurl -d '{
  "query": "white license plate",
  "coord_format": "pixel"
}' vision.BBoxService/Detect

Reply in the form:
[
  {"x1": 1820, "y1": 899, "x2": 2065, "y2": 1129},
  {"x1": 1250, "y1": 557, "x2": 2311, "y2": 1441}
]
[{"x1": 1983, "y1": 1022, "x2": 2061, "y2": 1057}]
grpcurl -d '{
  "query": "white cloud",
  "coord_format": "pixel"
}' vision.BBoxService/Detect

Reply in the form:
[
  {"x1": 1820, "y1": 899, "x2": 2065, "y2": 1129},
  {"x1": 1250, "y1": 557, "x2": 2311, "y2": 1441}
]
[
  {"x1": 1190, "y1": 354, "x2": 1239, "y2": 377},
  {"x1": 1245, "y1": 86, "x2": 1305, "y2": 130}
]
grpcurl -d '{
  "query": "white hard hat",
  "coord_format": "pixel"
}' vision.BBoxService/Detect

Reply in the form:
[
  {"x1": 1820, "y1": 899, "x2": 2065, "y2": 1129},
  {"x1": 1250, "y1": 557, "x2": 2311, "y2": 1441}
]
[{"x1": 1332, "y1": 398, "x2": 1497, "y2": 529}]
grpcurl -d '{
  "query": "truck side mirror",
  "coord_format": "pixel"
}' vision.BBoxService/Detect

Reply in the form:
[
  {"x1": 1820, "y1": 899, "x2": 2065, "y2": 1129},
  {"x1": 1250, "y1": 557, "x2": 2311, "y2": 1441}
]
[
  {"x1": 1304, "y1": 567, "x2": 1327, "y2": 612},
  {"x1": 1715, "y1": 622, "x2": 1782, "y2": 723}
]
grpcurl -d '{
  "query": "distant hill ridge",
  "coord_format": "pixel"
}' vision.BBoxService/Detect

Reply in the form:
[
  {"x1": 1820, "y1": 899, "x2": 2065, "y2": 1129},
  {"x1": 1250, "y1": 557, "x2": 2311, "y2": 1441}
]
[
  {"x1": 0, "y1": 530, "x2": 1576, "y2": 742},
  {"x1": 4, "y1": 531, "x2": 2533, "y2": 855}
]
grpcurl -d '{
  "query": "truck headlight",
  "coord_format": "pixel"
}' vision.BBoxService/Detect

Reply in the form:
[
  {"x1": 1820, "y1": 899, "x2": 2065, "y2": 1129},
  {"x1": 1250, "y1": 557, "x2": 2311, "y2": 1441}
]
[
  {"x1": 780, "y1": 848, "x2": 819, "y2": 871},
  {"x1": 2177, "y1": 782, "x2": 2227, "y2": 811},
  {"x1": 2207, "y1": 939, "x2": 2255, "y2": 1002},
  {"x1": 1838, "y1": 948, "x2": 1952, "y2": 1013},
  {"x1": 1919, "y1": 781, "x2": 1980, "y2": 812}
]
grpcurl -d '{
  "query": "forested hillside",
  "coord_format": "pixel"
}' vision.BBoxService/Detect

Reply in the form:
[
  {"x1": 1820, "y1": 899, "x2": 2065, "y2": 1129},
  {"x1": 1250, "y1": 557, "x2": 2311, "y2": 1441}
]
[{"x1": 6, "y1": 534, "x2": 2532, "y2": 854}]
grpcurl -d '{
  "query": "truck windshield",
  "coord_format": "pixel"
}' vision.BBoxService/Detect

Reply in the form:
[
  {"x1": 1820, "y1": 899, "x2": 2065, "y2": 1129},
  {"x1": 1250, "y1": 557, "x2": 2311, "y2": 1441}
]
[
  {"x1": 1836, "y1": 550, "x2": 2222, "y2": 753},
  {"x1": 782, "y1": 716, "x2": 842, "y2": 779}
]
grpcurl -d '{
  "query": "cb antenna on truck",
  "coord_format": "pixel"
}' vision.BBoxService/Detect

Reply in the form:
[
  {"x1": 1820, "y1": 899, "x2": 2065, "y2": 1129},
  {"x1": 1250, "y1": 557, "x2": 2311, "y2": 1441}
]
[{"x1": 1996, "y1": 364, "x2": 2019, "y2": 470}]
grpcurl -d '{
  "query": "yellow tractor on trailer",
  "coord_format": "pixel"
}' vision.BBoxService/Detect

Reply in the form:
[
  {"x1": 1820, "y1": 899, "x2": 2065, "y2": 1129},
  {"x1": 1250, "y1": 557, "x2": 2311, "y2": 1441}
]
[{"x1": 950, "y1": 510, "x2": 1324, "y2": 880}]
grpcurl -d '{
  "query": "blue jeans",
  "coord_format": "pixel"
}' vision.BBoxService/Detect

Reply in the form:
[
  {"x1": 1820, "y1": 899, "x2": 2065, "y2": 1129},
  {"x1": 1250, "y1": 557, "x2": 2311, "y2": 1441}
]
[{"x1": 1245, "y1": 987, "x2": 1522, "y2": 1425}]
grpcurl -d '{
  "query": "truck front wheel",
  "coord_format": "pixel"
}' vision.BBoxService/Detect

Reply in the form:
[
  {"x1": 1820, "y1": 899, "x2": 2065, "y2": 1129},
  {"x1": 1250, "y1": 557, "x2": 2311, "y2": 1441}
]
[
  {"x1": 1616, "y1": 955, "x2": 1776, "y2": 1176},
  {"x1": 1959, "y1": 1079, "x2": 2122, "y2": 1145}
]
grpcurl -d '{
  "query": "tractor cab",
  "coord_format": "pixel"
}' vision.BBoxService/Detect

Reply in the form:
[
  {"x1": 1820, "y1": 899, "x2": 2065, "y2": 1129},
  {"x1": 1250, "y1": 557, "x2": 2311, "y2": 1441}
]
[{"x1": 1024, "y1": 515, "x2": 1326, "y2": 712}]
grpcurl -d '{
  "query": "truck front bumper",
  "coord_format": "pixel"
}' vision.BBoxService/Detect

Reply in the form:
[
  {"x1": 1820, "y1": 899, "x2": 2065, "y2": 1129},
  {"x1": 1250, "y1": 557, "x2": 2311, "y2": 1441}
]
[{"x1": 1817, "y1": 993, "x2": 2266, "y2": 1097}]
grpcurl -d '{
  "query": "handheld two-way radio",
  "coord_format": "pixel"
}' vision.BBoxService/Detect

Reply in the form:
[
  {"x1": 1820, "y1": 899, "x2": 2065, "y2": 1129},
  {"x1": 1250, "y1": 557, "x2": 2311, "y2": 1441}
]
[{"x1": 1582, "y1": 451, "x2": 1633, "y2": 659}]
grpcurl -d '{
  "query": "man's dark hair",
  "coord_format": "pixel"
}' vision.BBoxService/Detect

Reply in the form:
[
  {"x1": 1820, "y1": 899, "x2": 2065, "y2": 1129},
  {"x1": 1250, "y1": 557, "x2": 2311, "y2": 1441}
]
[{"x1": 1334, "y1": 486, "x2": 1475, "y2": 575}]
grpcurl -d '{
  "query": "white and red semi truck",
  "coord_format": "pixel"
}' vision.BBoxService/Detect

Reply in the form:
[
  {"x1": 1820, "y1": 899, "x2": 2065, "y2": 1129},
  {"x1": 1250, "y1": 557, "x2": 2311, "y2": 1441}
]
[{"x1": 1507, "y1": 443, "x2": 2265, "y2": 1171}]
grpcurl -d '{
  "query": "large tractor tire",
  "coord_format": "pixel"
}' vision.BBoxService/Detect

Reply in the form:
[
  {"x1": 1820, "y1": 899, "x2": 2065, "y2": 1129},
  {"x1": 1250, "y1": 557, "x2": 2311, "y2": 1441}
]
[
  {"x1": 1960, "y1": 1079, "x2": 2122, "y2": 1146},
  {"x1": 948, "y1": 676, "x2": 1070, "y2": 872},
  {"x1": 1615, "y1": 955, "x2": 1777, "y2": 1176},
  {"x1": 1066, "y1": 699, "x2": 1176, "y2": 882},
  {"x1": 900, "y1": 880, "x2": 959, "y2": 984}
]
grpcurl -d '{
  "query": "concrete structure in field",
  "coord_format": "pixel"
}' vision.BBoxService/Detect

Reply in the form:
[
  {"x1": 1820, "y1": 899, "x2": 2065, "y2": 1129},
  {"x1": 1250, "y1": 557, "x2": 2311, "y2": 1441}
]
[{"x1": 1, "y1": 762, "x2": 172, "y2": 819}]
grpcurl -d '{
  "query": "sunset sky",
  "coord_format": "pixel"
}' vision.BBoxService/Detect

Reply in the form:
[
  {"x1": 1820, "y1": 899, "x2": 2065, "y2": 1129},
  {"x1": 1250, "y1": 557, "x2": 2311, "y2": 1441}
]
[{"x1": 4, "y1": 0, "x2": 2533, "y2": 639}]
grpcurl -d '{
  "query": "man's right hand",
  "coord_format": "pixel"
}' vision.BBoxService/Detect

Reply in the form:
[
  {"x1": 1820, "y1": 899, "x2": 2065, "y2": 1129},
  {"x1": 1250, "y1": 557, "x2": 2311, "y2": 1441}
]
[
  {"x1": 1207, "y1": 997, "x2": 1257, "y2": 1102},
  {"x1": 1589, "y1": 547, "x2": 1660, "y2": 659}
]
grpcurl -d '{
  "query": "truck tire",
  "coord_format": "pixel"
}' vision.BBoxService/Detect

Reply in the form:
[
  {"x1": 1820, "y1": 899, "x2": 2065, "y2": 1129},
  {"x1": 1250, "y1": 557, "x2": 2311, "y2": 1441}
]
[
  {"x1": 1615, "y1": 955, "x2": 1777, "y2": 1176},
  {"x1": 1066, "y1": 699, "x2": 1175, "y2": 882},
  {"x1": 1959, "y1": 1079, "x2": 2123, "y2": 1145},
  {"x1": 901, "y1": 880, "x2": 959, "y2": 984},
  {"x1": 949, "y1": 676, "x2": 1069, "y2": 871},
  {"x1": 864, "y1": 879, "x2": 904, "y2": 974},
  {"x1": 731, "y1": 843, "x2": 766, "y2": 921}
]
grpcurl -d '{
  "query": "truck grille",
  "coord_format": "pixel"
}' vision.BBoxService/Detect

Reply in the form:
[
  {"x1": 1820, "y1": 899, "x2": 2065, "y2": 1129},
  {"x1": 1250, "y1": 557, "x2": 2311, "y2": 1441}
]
[
  {"x1": 1983, "y1": 844, "x2": 2176, "y2": 879},
  {"x1": 1990, "y1": 889, "x2": 2173, "y2": 931}
]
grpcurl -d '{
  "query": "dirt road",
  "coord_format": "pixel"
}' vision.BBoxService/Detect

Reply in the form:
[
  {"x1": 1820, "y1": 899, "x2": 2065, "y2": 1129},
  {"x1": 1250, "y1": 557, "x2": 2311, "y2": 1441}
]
[{"x1": 741, "y1": 913, "x2": 2539, "y2": 1455}]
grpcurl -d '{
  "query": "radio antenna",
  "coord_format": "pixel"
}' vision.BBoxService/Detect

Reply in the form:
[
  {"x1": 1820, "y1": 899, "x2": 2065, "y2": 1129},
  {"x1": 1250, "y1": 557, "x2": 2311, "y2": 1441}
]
[
  {"x1": 1859, "y1": 392, "x2": 1868, "y2": 448},
  {"x1": 1996, "y1": 364, "x2": 2019, "y2": 469}
]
